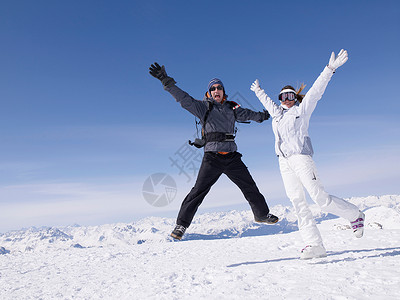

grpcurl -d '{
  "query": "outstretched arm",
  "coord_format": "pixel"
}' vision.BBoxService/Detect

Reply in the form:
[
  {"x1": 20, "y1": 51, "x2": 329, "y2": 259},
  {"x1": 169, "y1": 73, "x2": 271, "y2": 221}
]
[
  {"x1": 250, "y1": 79, "x2": 281, "y2": 117},
  {"x1": 149, "y1": 62, "x2": 207, "y2": 119},
  {"x1": 234, "y1": 105, "x2": 270, "y2": 123},
  {"x1": 300, "y1": 49, "x2": 349, "y2": 115}
]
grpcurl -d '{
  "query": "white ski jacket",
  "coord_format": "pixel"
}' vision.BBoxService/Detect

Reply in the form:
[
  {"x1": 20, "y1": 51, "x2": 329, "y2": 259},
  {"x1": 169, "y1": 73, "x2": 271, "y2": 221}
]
[{"x1": 255, "y1": 66, "x2": 334, "y2": 158}]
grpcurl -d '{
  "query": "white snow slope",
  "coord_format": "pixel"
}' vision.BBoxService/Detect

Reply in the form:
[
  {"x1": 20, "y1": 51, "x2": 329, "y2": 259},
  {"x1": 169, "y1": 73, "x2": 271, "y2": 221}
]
[{"x1": 1, "y1": 195, "x2": 399, "y2": 300}]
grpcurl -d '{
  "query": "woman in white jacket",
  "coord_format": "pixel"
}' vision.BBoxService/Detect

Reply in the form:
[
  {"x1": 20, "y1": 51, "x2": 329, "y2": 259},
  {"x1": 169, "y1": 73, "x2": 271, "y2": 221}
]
[{"x1": 250, "y1": 50, "x2": 365, "y2": 259}]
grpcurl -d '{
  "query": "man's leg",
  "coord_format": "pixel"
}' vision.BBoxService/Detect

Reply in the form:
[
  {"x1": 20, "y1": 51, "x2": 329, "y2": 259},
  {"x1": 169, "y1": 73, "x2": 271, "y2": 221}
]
[
  {"x1": 224, "y1": 152, "x2": 271, "y2": 220},
  {"x1": 176, "y1": 152, "x2": 223, "y2": 228}
]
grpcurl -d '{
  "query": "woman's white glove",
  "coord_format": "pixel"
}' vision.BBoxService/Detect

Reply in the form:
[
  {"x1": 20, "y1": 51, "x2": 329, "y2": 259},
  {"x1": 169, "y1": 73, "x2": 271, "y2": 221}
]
[
  {"x1": 251, "y1": 79, "x2": 273, "y2": 114},
  {"x1": 250, "y1": 79, "x2": 268, "y2": 99},
  {"x1": 250, "y1": 79, "x2": 261, "y2": 93},
  {"x1": 327, "y1": 49, "x2": 348, "y2": 72}
]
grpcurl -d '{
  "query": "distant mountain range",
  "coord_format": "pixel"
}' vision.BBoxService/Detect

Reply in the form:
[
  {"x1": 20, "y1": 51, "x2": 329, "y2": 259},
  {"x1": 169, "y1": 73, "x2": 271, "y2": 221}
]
[{"x1": 1, "y1": 195, "x2": 399, "y2": 254}]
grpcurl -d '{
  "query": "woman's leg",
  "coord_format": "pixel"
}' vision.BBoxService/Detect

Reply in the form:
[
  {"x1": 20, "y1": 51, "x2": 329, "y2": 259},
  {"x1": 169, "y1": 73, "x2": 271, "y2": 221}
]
[
  {"x1": 279, "y1": 156, "x2": 324, "y2": 247},
  {"x1": 288, "y1": 155, "x2": 360, "y2": 222}
]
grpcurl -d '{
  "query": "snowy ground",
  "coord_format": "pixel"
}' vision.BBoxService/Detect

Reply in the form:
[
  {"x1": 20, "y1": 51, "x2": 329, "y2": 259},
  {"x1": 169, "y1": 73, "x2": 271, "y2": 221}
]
[{"x1": 1, "y1": 195, "x2": 399, "y2": 299}]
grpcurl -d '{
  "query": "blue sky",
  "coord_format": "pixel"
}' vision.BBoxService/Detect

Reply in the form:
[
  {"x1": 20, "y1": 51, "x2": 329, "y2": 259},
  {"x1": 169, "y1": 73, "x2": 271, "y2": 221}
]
[{"x1": 1, "y1": 0, "x2": 399, "y2": 232}]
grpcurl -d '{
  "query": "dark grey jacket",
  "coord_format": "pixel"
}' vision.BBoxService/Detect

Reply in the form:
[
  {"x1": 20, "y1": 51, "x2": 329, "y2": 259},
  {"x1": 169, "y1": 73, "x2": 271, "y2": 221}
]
[{"x1": 165, "y1": 85, "x2": 267, "y2": 152}]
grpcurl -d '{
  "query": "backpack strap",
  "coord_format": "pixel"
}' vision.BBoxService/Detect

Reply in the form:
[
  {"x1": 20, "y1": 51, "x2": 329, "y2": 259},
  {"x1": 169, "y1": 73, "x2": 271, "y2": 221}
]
[
  {"x1": 201, "y1": 101, "x2": 214, "y2": 138},
  {"x1": 203, "y1": 101, "x2": 214, "y2": 124}
]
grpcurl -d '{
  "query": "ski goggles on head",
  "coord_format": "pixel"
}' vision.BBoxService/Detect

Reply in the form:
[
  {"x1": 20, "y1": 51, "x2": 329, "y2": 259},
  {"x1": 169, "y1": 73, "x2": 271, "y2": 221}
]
[
  {"x1": 209, "y1": 85, "x2": 223, "y2": 92},
  {"x1": 279, "y1": 89, "x2": 297, "y2": 101}
]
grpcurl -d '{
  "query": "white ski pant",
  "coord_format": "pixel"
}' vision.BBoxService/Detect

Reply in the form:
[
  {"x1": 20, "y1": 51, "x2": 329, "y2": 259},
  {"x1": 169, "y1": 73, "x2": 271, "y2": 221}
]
[{"x1": 278, "y1": 154, "x2": 359, "y2": 247}]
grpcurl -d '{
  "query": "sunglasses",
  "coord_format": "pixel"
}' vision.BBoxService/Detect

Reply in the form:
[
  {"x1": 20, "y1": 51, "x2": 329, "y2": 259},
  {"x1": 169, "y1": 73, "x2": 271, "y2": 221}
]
[
  {"x1": 209, "y1": 85, "x2": 223, "y2": 92},
  {"x1": 279, "y1": 92, "x2": 297, "y2": 101}
]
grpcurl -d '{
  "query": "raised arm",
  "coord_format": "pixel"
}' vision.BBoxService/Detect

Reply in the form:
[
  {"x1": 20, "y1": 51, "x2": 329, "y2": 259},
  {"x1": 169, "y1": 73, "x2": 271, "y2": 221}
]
[
  {"x1": 299, "y1": 49, "x2": 348, "y2": 115},
  {"x1": 149, "y1": 62, "x2": 207, "y2": 119},
  {"x1": 250, "y1": 79, "x2": 281, "y2": 117}
]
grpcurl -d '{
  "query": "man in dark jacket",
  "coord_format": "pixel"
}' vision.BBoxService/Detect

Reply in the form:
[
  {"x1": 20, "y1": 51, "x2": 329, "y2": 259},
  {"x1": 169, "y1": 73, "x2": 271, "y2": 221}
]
[{"x1": 149, "y1": 63, "x2": 279, "y2": 240}]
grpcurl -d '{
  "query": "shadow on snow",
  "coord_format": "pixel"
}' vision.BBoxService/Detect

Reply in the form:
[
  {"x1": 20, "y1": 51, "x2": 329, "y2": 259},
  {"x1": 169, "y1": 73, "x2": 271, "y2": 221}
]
[
  {"x1": 227, "y1": 247, "x2": 400, "y2": 267},
  {"x1": 180, "y1": 218, "x2": 299, "y2": 242},
  {"x1": 178, "y1": 214, "x2": 339, "y2": 242}
]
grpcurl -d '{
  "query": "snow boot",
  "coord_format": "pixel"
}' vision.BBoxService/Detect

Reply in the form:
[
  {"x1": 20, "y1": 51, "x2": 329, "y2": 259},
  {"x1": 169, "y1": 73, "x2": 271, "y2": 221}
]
[
  {"x1": 255, "y1": 213, "x2": 279, "y2": 224},
  {"x1": 351, "y1": 211, "x2": 365, "y2": 238},
  {"x1": 171, "y1": 224, "x2": 186, "y2": 240},
  {"x1": 300, "y1": 245, "x2": 327, "y2": 260}
]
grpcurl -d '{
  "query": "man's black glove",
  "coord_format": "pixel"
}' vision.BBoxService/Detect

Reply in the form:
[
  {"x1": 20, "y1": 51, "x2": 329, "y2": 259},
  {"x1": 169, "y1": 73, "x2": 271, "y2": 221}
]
[
  {"x1": 149, "y1": 62, "x2": 167, "y2": 80},
  {"x1": 149, "y1": 62, "x2": 176, "y2": 88},
  {"x1": 262, "y1": 109, "x2": 270, "y2": 121}
]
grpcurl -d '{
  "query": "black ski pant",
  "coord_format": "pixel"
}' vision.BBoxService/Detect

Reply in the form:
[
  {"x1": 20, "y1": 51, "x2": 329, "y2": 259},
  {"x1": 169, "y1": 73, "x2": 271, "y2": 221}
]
[{"x1": 176, "y1": 151, "x2": 270, "y2": 227}]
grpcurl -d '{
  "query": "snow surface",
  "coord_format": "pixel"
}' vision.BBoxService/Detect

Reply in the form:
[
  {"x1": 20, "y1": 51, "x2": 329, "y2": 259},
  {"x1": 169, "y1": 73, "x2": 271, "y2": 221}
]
[{"x1": 1, "y1": 195, "x2": 399, "y2": 299}]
